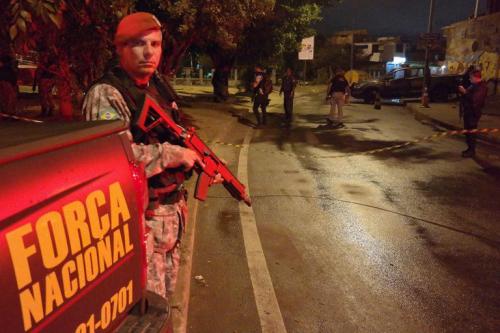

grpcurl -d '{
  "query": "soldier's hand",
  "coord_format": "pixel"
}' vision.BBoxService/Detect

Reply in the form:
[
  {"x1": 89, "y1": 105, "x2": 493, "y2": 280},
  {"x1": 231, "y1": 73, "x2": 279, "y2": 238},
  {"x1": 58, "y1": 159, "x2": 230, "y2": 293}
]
[
  {"x1": 180, "y1": 148, "x2": 204, "y2": 170},
  {"x1": 212, "y1": 173, "x2": 224, "y2": 184}
]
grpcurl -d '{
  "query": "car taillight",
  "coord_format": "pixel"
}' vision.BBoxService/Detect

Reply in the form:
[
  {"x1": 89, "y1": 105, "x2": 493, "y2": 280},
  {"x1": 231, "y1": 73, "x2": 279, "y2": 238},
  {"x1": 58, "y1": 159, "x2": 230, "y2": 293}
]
[{"x1": 129, "y1": 161, "x2": 148, "y2": 291}]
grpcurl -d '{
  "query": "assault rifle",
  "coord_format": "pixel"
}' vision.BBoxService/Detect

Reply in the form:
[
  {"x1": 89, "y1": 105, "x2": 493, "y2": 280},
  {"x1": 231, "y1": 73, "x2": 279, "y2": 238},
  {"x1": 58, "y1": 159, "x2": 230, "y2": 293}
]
[{"x1": 136, "y1": 96, "x2": 252, "y2": 207}]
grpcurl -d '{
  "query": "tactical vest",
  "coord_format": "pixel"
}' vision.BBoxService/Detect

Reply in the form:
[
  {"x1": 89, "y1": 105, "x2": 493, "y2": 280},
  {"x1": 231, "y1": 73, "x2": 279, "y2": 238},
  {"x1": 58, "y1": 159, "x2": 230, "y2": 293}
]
[{"x1": 97, "y1": 66, "x2": 186, "y2": 206}]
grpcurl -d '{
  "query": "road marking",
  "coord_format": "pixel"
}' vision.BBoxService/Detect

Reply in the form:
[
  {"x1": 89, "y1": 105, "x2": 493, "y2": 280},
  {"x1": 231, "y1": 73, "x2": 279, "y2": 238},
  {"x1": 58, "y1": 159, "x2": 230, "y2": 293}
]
[
  {"x1": 238, "y1": 129, "x2": 288, "y2": 333},
  {"x1": 172, "y1": 191, "x2": 200, "y2": 333},
  {"x1": 173, "y1": 116, "x2": 244, "y2": 332}
]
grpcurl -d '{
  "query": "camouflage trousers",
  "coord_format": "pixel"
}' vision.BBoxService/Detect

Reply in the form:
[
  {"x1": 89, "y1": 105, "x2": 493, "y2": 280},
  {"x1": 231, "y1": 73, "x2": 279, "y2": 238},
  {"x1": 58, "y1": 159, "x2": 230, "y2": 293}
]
[{"x1": 145, "y1": 197, "x2": 187, "y2": 299}]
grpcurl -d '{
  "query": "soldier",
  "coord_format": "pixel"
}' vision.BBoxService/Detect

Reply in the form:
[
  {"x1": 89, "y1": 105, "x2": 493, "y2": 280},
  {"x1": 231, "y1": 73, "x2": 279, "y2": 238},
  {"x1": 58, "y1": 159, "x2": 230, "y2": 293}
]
[
  {"x1": 458, "y1": 69, "x2": 487, "y2": 158},
  {"x1": 83, "y1": 12, "x2": 207, "y2": 299},
  {"x1": 279, "y1": 67, "x2": 298, "y2": 127},
  {"x1": 252, "y1": 65, "x2": 273, "y2": 127}
]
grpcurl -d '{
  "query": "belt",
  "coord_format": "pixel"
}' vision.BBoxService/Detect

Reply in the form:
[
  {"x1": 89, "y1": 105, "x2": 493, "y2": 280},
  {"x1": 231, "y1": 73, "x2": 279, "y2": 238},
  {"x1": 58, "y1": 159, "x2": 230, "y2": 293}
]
[{"x1": 147, "y1": 185, "x2": 186, "y2": 211}]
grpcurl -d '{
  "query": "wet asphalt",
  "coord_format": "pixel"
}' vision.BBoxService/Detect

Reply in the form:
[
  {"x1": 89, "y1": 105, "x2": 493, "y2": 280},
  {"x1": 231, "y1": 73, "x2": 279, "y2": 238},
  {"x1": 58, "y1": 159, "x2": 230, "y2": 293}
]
[{"x1": 181, "y1": 87, "x2": 500, "y2": 333}]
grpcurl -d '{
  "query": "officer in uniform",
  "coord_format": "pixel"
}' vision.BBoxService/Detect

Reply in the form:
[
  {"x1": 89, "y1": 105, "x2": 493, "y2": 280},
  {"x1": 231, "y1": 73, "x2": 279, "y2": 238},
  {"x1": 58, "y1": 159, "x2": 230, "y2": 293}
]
[
  {"x1": 83, "y1": 12, "x2": 203, "y2": 299},
  {"x1": 279, "y1": 67, "x2": 297, "y2": 127},
  {"x1": 458, "y1": 69, "x2": 487, "y2": 158},
  {"x1": 326, "y1": 69, "x2": 349, "y2": 128},
  {"x1": 252, "y1": 65, "x2": 273, "y2": 126}
]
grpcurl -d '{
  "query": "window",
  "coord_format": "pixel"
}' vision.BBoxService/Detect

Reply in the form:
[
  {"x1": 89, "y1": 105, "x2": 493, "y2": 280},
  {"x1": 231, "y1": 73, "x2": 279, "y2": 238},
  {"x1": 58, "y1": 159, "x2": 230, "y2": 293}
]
[{"x1": 394, "y1": 70, "x2": 405, "y2": 79}]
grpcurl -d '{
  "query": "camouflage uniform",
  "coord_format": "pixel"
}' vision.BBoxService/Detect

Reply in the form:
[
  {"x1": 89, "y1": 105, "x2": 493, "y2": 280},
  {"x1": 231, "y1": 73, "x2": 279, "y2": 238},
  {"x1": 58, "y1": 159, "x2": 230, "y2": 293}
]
[{"x1": 83, "y1": 83, "x2": 187, "y2": 298}]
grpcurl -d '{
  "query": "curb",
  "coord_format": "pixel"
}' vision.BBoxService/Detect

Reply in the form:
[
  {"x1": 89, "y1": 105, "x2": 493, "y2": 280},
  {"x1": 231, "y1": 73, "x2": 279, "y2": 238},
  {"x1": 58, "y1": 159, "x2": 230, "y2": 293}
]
[{"x1": 405, "y1": 103, "x2": 500, "y2": 145}]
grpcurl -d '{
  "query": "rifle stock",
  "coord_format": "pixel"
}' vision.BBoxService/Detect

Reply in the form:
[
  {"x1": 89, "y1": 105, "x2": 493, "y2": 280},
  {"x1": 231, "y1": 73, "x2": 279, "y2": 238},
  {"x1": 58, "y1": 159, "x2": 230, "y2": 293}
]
[{"x1": 136, "y1": 96, "x2": 252, "y2": 207}]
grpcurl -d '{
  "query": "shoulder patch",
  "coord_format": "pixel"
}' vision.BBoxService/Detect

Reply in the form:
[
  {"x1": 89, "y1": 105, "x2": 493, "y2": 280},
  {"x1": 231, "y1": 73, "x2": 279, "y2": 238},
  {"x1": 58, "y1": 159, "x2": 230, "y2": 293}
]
[{"x1": 99, "y1": 108, "x2": 120, "y2": 120}]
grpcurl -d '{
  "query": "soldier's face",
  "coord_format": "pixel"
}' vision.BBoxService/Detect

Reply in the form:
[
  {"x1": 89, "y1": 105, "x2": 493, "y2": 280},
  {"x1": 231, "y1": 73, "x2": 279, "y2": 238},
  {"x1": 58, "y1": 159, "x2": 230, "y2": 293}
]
[{"x1": 118, "y1": 30, "x2": 162, "y2": 79}]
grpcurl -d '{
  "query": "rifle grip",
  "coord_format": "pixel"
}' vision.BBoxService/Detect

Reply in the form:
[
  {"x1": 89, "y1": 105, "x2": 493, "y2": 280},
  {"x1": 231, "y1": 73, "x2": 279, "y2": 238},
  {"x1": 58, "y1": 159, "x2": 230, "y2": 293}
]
[{"x1": 194, "y1": 172, "x2": 211, "y2": 201}]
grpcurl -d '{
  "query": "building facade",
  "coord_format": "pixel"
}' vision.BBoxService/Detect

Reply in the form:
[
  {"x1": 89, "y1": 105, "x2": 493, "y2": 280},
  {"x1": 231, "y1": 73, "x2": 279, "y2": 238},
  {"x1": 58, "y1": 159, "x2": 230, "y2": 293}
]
[{"x1": 442, "y1": 11, "x2": 500, "y2": 95}]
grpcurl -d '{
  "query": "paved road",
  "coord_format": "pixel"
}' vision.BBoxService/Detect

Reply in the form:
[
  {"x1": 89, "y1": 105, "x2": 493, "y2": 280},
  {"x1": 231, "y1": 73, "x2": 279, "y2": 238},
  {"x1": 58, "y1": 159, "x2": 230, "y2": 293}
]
[{"x1": 180, "y1": 87, "x2": 500, "y2": 333}]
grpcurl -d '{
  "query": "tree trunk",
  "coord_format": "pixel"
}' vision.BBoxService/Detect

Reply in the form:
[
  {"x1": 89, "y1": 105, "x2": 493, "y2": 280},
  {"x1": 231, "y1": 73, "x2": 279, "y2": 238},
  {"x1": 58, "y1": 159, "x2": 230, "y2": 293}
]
[
  {"x1": 161, "y1": 34, "x2": 195, "y2": 76},
  {"x1": 212, "y1": 66, "x2": 230, "y2": 102},
  {"x1": 56, "y1": 55, "x2": 73, "y2": 120},
  {"x1": 210, "y1": 51, "x2": 235, "y2": 102}
]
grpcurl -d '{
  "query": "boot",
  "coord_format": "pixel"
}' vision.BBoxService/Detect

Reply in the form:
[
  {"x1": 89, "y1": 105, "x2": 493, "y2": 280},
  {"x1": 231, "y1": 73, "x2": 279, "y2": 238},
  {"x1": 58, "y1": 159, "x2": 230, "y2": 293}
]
[
  {"x1": 461, "y1": 149, "x2": 475, "y2": 158},
  {"x1": 254, "y1": 114, "x2": 262, "y2": 127}
]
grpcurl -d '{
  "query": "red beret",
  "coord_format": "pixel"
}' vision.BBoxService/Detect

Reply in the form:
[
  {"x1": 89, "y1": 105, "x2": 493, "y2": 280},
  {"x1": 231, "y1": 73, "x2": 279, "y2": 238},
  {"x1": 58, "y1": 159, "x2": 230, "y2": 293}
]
[{"x1": 114, "y1": 12, "x2": 162, "y2": 46}]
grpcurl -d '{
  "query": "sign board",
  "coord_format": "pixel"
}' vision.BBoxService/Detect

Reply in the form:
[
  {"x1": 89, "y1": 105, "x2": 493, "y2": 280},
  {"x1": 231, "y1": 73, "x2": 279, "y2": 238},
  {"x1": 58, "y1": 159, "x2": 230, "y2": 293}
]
[
  {"x1": 420, "y1": 33, "x2": 441, "y2": 41},
  {"x1": 298, "y1": 36, "x2": 314, "y2": 60}
]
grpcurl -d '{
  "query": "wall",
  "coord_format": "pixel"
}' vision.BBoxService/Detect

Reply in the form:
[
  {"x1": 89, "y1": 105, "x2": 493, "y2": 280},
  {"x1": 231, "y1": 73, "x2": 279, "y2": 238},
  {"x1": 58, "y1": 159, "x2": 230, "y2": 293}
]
[{"x1": 442, "y1": 11, "x2": 500, "y2": 94}]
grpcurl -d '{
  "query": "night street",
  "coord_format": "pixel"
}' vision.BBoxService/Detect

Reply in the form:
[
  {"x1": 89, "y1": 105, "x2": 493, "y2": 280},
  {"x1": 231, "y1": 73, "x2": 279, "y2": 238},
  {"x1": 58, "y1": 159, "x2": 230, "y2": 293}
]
[
  {"x1": 2, "y1": 2, "x2": 500, "y2": 332},
  {"x1": 175, "y1": 87, "x2": 500, "y2": 333}
]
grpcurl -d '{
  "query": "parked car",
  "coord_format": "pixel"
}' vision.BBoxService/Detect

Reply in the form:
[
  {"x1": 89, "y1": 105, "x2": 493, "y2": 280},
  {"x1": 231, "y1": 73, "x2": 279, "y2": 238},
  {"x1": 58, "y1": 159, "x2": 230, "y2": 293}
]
[{"x1": 351, "y1": 67, "x2": 462, "y2": 103}]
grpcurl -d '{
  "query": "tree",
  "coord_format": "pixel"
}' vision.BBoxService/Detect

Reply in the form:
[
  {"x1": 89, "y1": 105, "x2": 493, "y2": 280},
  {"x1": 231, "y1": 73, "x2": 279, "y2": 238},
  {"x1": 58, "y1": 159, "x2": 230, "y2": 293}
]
[
  {"x1": 5, "y1": 0, "x2": 134, "y2": 117},
  {"x1": 236, "y1": 2, "x2": 322, "y2": 69},
  {"x1": 4, "y1": 0, "x2": 341, "y2": 110},
  {"x1": 137, "y1": 0, "x2": 274, "y2": 99}
]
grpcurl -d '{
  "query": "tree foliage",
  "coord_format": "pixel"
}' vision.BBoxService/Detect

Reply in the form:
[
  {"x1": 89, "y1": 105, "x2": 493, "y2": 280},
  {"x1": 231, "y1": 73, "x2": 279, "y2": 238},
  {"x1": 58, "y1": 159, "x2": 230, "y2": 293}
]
[
  {"x1": 2, "y1": 0, "x2": 340, "y2": 104},
  {"x1": 236, "y1": 2, "x2": 322, "y2": 69}
]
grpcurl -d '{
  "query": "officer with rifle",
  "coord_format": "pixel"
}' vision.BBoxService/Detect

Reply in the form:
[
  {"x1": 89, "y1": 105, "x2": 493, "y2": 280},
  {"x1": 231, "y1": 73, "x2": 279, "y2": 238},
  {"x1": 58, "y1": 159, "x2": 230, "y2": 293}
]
[
  {"x1": 82, "y1": 12, "x2": 243, "y2": 301},
  {"x1": 252, "y1": 65, "x2": 273, "y2": 127}
]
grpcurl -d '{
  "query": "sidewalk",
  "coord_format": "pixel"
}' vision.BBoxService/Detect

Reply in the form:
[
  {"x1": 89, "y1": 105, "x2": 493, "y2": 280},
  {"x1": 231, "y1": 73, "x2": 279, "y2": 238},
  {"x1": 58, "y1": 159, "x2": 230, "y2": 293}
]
[{"x1": 406, "y1": 98, "x2": 500, "y2": 145}]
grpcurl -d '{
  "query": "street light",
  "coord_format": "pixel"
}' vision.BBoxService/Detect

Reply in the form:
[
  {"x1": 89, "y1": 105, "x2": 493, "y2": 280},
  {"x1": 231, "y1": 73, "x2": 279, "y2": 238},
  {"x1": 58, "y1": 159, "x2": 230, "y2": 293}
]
[{"x1": 422, "y1": 0, "x2": 435, "y2": 107}]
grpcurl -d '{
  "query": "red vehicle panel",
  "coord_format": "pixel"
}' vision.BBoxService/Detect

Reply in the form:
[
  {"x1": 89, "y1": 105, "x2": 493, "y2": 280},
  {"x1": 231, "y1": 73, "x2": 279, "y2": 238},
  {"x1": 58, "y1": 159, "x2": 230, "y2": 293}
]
[{"x1": 0, "y1": 122, "x2": 147, "y2": 333}]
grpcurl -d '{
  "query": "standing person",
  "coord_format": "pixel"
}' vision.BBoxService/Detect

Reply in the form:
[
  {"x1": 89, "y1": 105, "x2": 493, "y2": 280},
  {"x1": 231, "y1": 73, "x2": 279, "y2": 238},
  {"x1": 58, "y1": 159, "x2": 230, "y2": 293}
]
[
  {"x1": 252, "y1": 65, "x2": 273, "y2": 127},
  {"x1": 33, "y1": 56, "x2": 57, "y2": 117},
  {"x1": 279, "y1": 67, "x2": 298, "y2": 127},
  {"x1": 0, "y1": 55, "x2": 18, "y2": 115},
  {"x1": 458, "y1": 65, "x2": 474, "y2": 119},
  {"x1": 326, "y1": 69, "x2": 349, "y2": 128},
  {"x1": 83, "y1": 12, "x2": 205, "y2": 300},
  {"x1": 458, "y1": 69, "x2": 487, "y2": 158}
]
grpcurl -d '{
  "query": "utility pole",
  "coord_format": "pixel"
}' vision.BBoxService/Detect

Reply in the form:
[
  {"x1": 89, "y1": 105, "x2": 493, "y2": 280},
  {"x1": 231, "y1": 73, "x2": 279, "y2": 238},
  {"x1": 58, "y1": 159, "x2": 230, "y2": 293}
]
[
  {"x1": 422, "y1": 0, "x2": 435, "y2": 107},
  {"x1": 350, "y1": 32, "x2": 355, "y2": 71}
]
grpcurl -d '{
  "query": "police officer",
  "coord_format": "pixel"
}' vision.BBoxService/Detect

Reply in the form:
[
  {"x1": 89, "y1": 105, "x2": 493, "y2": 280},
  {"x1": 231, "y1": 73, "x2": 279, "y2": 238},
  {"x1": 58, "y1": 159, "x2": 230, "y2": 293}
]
[
  {"x1": 252, "y1": 65, "x2": 273, "y2": 127},
  {"x1": 458, "y1": 65, "x2": 475, "y2": 120},
  {"x1": 83, "y1": 12, "x2": 203, "y2": 299},
  {"x1": 279, "y1": 67, "x2": 297, "y2": 127},
  {"x1": 326, "y1": 69, "x2": 349, "y2": 128},
  {"x1": 458, "y1": 69, "x2": 487, "y2": 158}
]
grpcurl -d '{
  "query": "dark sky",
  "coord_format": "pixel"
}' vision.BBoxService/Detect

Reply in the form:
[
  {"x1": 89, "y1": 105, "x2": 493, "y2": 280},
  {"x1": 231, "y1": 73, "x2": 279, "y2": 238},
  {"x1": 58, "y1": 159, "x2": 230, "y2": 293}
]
[{"x1": 316, "y1": 0, "x2": 488, "y2": 37}]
